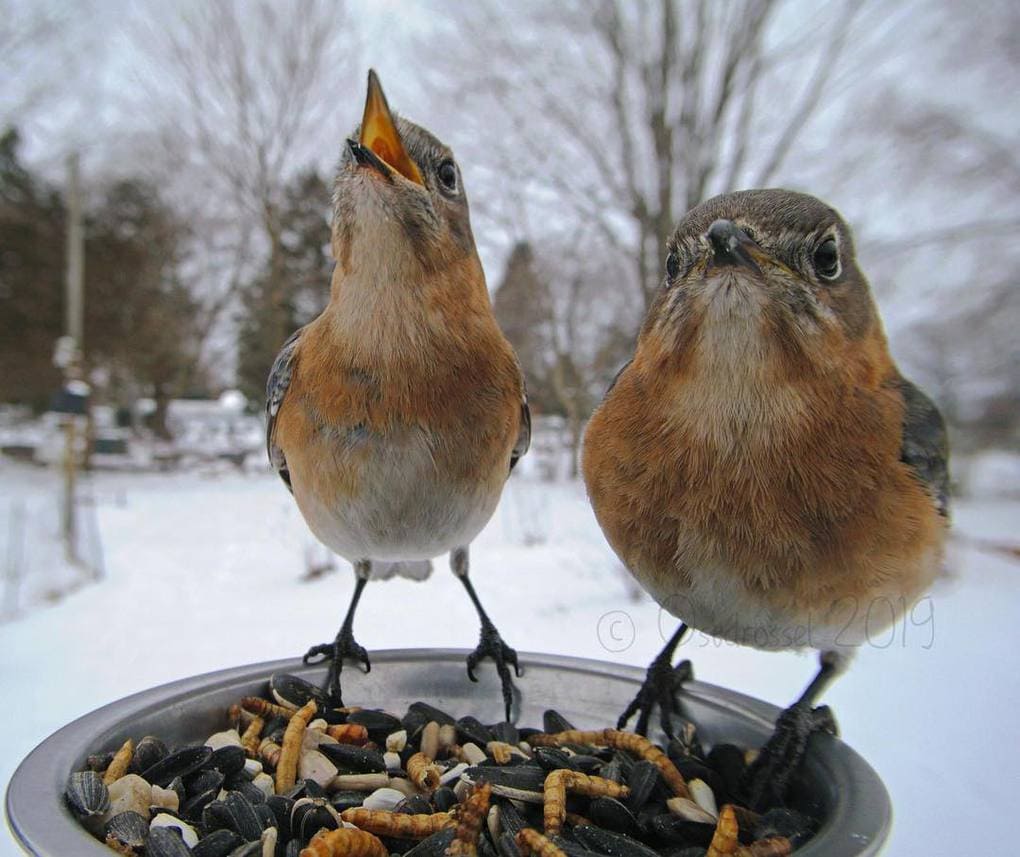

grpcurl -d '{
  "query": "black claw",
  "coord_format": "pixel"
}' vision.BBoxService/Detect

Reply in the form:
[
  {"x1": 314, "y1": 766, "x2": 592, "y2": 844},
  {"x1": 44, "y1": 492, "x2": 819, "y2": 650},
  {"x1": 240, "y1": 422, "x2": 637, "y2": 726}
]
[
  {"x1": 464, "y1": 620, "x2": 520, "y2": 721},
  {"x1": 741, "y1": 701, "x2": 835, "y2": 811},
  {"x1": 304, "y1": 626, "x2": 371, "y2": 708},
  {"x1": 618, "y1": 653, "x2": 689, "y2": 739}
]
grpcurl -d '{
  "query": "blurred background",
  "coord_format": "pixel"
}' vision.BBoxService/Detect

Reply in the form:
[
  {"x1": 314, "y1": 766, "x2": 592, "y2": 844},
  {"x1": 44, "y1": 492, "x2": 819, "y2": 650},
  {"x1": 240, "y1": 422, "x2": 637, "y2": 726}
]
[{"x1": 0, "y1": 1, "x2": 1017, "y2": 853}]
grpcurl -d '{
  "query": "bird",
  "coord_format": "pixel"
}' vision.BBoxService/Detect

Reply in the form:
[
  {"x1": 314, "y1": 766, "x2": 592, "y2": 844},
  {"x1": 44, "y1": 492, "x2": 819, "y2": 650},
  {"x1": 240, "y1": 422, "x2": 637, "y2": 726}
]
[
  {"x1": 581, "y1": 189, "x2": 949, "y2": 809},
  {"x1": 266, "y1": 70, "x2": 530, "y2": 718}
]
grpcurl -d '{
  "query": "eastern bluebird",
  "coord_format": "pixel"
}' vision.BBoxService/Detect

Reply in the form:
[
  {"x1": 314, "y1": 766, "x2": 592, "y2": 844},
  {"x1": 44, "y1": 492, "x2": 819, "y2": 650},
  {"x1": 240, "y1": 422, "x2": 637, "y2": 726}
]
[
  {"x1": 581, "y1": 189, "x2": 949, "y2": 808},
  {"x1": 267, "y1": 71, "x2": 530, "y2": 716}
]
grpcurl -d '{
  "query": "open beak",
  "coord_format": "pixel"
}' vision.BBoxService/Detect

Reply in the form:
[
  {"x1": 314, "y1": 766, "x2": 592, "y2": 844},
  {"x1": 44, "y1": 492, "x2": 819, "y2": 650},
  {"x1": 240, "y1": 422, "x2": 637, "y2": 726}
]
[{"x1": 352, "y1": 69, "x2": 424, "y2": 186}]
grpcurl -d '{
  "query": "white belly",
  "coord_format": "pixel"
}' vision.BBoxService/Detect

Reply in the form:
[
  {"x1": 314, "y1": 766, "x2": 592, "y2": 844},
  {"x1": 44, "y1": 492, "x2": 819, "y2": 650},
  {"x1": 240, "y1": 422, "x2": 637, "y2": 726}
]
[
  {"x1": 646, "y1": 564, "x2": 873, "y2": 653},
  {"x1": 293, "y1": 428, "x2": 502, "y2": 562}
]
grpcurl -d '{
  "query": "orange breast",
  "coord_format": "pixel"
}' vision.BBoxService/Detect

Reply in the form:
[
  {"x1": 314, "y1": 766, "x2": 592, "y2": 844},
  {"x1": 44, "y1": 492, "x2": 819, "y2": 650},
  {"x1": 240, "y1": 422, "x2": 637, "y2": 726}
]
[{"x1": 582, "y1": 355, "x2": 946, "y2": 622}]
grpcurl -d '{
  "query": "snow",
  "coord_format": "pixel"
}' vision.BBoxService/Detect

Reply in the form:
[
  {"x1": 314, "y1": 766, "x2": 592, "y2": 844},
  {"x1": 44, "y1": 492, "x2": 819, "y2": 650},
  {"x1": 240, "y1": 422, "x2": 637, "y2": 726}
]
[{"x1": 1, "y1": 458, "x2": 1018, "y2": 855}]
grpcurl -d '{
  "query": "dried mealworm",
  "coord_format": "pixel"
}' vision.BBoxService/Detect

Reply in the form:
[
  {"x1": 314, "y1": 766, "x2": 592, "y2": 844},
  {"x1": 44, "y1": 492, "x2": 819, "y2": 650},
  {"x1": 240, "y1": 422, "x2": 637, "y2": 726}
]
[
  {"x1": 706, "y1": 805, "x2": 740, "y2": 857},
  {"x1": 543, "y1": 770, "x2": 630, "y2": 835},
  {"x1": 603, "y1": 729, "x2": 690, "y2": 798},
  {"x1": 735, "y1": 838, "x2": 792, "y2": 857},
  {"x1": 275, "y1": 699, "x2": 318, "y2": 793},
  {"x1": 325, "y1": 723, "x2": 370, "y2": 745},
  {"x1": 259, "y1": 737, "x2": 282, "y2": 770},
  {"x1": 525, "y1": 730, "x2": 607, "y2": 748},
  {"x1": 407, "y1": 751, "x2": 442, "y2": 791},
  {"x1": 241, "y1": 696, "x2": 295, "y2": 720},
  {"x1": 300, "y1": 827, "x2": 389, "y2": 857},
  {"x1": 446, "y1": 782, "x2": 491, "y2": 857},
  {"x1": 102, "y1": 738, "x2": 134, "y2": 785},
  {"x1": 516, "y1": 829, "x2": 566, "y2": 857},
  {"x1": 564, "y1": 812, "x2": 593, "y2": 828},
  {"x1": 542, "y1": 769, "x2": 569, "y2": 835},
  {"x1": 241, "y1": 716, "x2": 265, "y2": 759},
  {"x1": 227, "y1": 704, "x2": 243, "y2": 732},
  {"x1": 340, "y1": 808, "x2": 455, "y2": 839},
  {"x1": 486, "y1": 741, "x2": 513, "y2": 765}
]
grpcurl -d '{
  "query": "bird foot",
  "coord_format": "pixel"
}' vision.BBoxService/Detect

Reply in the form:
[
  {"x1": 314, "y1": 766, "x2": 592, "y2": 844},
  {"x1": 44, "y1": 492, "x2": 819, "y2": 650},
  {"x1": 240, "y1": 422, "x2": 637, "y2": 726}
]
[
  {"x1": 465, "y1": 619, "x2": 522, "y2": 722},
  {"x1": 302, "y1": 627, "x2": 371, "y2": 707},
  {"x1": 617, "y1": 654, "x2": 693, "y2": 739},
  {"x1": 740, "y1": 702, "x2": 838, "y2": 811}
]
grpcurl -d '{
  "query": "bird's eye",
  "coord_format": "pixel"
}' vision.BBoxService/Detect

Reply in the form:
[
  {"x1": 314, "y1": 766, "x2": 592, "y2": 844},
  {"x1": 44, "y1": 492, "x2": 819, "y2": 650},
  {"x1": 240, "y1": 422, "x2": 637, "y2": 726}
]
[
  {"x1": 437, "y1": 160, "x2": 457, "y2": 192},
  {"x1": 665, "y1": 251, "x2": 681, "y2": 281},
  {"x1": 813, "y1": 238, "x2": 840, "y2": 280}
]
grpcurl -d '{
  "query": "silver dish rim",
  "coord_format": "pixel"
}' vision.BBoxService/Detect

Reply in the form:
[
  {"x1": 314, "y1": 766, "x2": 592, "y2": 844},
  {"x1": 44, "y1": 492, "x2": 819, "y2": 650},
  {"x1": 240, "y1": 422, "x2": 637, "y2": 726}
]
[{"x1": 5, "y1": 649, "x2": 891, "y2": 856}]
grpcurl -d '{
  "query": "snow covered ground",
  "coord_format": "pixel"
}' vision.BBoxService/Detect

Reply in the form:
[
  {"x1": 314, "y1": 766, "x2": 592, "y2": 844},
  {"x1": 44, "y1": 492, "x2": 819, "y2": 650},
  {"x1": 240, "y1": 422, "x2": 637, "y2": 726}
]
[{"x1": 1, "y1": 457, "x2": 1017, "y2": 855}]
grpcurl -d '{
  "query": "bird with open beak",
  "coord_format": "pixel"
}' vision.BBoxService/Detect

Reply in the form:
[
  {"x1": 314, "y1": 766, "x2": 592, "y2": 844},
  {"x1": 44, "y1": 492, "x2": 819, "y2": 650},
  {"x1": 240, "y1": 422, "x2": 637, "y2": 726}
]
[
  {"x1": 266, "y1": 71, "x2": 530, "y2": 717},
  {"x1": 582, "y1": 189, "x2": 949, "y2": 809}
]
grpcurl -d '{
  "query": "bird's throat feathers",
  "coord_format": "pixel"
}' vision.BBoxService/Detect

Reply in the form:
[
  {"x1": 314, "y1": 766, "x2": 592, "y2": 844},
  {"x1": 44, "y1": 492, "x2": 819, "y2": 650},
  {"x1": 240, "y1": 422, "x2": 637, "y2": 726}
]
[
  {"x1": 325, "y1": 248, "x2": 492, "y2": 364},
  {"x1": 633, "y1": 282, "x2": 894, "y2": 451}
]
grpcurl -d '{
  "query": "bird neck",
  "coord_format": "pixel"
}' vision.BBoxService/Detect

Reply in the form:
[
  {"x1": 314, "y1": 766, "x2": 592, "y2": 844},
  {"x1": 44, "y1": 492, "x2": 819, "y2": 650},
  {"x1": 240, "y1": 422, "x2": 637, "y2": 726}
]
[{"x1": 323, "y1": 254, "x2": 497, "y2": 364}]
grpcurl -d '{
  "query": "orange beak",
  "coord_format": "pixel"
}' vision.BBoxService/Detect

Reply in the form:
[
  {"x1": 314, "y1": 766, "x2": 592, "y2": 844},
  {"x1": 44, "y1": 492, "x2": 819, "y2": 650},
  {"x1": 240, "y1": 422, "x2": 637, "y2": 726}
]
[{"x1": 357, "y1": 70, "x2": 424, "y2": 186}]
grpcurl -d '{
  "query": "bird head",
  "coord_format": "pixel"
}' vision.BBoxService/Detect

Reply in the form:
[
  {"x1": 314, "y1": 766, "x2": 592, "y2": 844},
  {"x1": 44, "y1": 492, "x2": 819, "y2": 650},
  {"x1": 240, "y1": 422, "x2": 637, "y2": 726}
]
[
  {"x1": 331, "y1": 70, "x2": 478, "y2": 282},
  {"x1": 642, "y1": 189, "x2": 887, "y2": 384}
]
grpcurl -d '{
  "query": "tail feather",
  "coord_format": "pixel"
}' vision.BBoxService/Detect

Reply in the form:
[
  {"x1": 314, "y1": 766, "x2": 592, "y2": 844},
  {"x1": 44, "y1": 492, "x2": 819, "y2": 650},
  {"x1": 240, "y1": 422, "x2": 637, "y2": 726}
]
[{"x1": 370, "y1": 559, "x2": 433, "y2": 581}]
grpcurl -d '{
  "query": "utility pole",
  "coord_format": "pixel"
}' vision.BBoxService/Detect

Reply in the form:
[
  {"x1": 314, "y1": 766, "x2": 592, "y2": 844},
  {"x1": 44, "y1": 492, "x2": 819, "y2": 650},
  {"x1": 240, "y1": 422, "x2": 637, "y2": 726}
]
[{"x1": 62, "y1": 152, "x2": 85, "y2": 565}]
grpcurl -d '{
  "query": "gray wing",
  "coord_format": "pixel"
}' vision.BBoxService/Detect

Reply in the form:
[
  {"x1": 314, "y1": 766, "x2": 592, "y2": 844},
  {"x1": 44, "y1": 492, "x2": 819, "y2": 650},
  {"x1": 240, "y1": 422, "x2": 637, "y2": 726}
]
[
  {"x1": 266, "y1": 328, "x2": 303, "y2": 492},
  {"x1": 509, "y1": 362, "x2": 531, "y2": 474},
  {"x1": 895, "y1": 375, "x2": 950, "y2": 518}
]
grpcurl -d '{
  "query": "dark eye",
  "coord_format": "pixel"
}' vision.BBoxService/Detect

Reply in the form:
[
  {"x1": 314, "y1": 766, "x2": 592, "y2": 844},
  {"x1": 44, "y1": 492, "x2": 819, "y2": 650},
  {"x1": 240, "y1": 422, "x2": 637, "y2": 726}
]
[
  {"x1": 666, "y1": 251, "x2": 680, "y2": 281},
  {"x1": 813, "y1": 238, "x2": 840, "y2": 280},
  {"x1": 437, "y1": 160, "x2": 457, "y2": 191}
]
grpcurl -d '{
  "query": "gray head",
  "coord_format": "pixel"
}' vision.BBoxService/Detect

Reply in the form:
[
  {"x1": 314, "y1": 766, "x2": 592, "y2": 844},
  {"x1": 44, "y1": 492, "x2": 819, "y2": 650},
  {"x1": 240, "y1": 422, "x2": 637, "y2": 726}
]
[
  {"x1": 332, "y1": 71, "x2": 477, "y2": 278},
  {"x1": 644, "y1": 189, "x2": 885, "y2": 378}
]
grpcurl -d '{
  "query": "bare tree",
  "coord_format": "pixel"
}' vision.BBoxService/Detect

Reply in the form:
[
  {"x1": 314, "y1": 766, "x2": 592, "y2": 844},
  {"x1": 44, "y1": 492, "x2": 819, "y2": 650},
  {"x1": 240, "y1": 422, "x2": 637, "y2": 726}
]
[
  {"x1": 125, "y1": 0, "x2": 356, "y2": 382},
  {"x1": 423, "y1": 0, "x2": 866, "y2": 312}
]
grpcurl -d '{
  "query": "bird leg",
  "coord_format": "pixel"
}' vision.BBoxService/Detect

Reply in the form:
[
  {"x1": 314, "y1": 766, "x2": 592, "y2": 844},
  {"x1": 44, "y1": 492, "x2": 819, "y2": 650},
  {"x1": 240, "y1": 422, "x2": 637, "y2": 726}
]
[
  {"x1": 303, "y1": 559, "x2": 372, "y2": 706},
  {"x1": 617, "y1": 623, "x2": 692, "y2": 739},
  {"x1": 452, "y1": 547, "x2": 522, "y2": 721},
  {"x1": 740, "y1": 649, "x2": 844, "y2": 812}
]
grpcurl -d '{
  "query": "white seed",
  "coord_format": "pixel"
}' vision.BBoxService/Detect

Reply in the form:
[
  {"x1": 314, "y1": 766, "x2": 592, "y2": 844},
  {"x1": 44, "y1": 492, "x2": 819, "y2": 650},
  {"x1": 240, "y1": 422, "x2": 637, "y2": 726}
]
[
  {"x1": 386, "y1": 730, "x2": 407, "y2": 753},
  {"x1": 308, "y1": 718, "x2": 328, "y2": 732},
  {"x1": 101, "y1": 774, "x2": 151, "y2": 824},
  {"x1": 420, "y1": 721, "x2": 441, "y2": 760},
  {"x1": 205, "y1": 729, "x2": 242, "y2": 750},
  {"x1": 252, "y1": 772, "x2": 276, "y2": 798},
  {"x1": 303, "y1": 729, "x2": 338, "y2": 751},
  {"x1": 459, "y1": 743, "x2": 486, "y2": 766},
  {"x1": 438, "y1": 724, "x2": 457, "y2": 752},
  {"x1": 151, "y1": 813, "x2": 199, "y2": 847},
  {"x1": 150, "y1": 785, "x2": 179, "y2": 813},
  {"x1": 487, "y1": 805, "x2": 501, "y2": 842},
  {"x1": 244, "y1": 758, "x2": 264, "y2": 777},
  {"x1": 386, "y1": 778, "x2": 417, "y2": 798},
  {"x1": 453, "y1": 778, "x2": 472, "y2": 801},
  {"x1": 260, "y1": 826, "x2": 278, "y2": 857},
  {"x1": 666, "y1": 796, "x2": 716, "y2": 824},
  {"x1": 362, "y1": 787, "x2": 407, "y2": 811},
  {"x1": 299, "y1": 750, "x2": 339, "y2": 789},
  {"x1": 688, "y1": 778, "x2": 718, "y2": 819},
  {"x1": 384, "y1": 752, "x2": 403, "y2": 771},
  {"x1": 330, "y1": 772, "x2": 391, "y2": 792},
  {"x1": 440, "y1": 762, "x2": 468, "y2": 786}
]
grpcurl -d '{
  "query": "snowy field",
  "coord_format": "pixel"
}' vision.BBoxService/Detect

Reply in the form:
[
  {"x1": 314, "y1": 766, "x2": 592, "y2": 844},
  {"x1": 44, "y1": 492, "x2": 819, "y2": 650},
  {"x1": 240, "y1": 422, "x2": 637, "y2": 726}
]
[{"x1": 1, "y1": 457, "x2": 1017, "y2": 855}]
